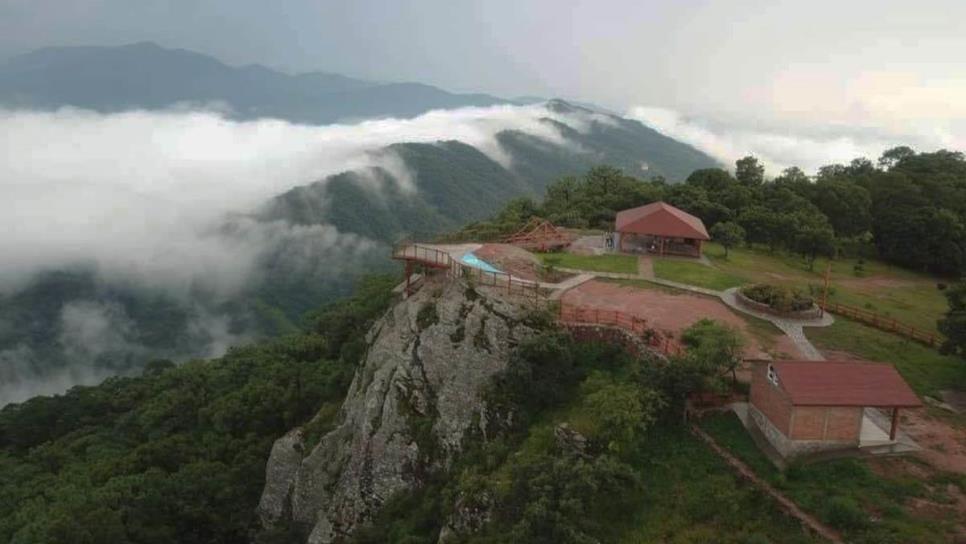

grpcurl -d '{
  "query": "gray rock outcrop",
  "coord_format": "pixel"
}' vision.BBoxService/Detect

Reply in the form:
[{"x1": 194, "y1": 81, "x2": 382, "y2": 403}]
[{"x1": 257, "y1": 278, "x2": 539, "y2": 543}]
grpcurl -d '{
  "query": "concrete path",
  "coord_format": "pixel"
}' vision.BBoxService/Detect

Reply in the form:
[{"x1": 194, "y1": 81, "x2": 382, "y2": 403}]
[
  {"x1": 719, "y1": 288, "x2": 833, "y2": 361},
  {"x1": 546, "y1": 273, "x2": 595, "y2": 300},
  {"x1": 637, "y1": 255, "x2": 655, "y2": 278}
]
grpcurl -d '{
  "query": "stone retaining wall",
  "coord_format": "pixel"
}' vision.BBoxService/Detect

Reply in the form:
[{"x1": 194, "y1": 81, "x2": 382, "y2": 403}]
[
  {"x1": 736, "y1": 291, "x2": 822, "y2": 320},
  {"x1": 564, "y1": 323, "x2": 654, "y2": 359}
]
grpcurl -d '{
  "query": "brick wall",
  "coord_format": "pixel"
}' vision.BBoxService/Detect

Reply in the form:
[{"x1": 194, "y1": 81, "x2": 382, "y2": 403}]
[
  {"x1": 827, "y1": 407, "x2": 862, "y2": 440},
  {"x1": 789, "y1": 406, "x2": 861, "y2": 441},
  {"x1": 749, "y1": 362, "x2": 792, "y2": 435}
]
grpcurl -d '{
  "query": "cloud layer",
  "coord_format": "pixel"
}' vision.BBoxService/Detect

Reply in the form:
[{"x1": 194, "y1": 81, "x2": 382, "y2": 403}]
[
  {"x1": 627, "y1": 106, "x2": 953, "y2": 176},
  {"x1": 0, "y1": 104, "x2": 584, "y2": 296}
]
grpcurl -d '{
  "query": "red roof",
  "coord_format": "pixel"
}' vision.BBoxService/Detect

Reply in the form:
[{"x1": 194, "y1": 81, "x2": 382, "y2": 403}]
[
  {"x1": 768, "y1": 360, "x2": 922, "y2": 408},
  {"x1": 615, "y1": 201, "x2": 710, "y2": 240}
]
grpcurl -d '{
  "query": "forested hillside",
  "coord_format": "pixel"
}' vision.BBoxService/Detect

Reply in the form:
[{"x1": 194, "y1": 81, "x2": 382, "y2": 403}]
[
  {"x1": 0, "y1": 276, "x2": 819, "y2": 544},
  {"x1": 264, "y1": 100, "x2": 717, "y2": 244},
  {"x1": 0, "y1": 276, "x2": 397, "y2": 543}
]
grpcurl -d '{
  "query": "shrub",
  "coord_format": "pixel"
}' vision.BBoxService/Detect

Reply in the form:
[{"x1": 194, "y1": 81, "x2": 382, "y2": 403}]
[
  {"x1": 823, "y1": 496, "x2": 867, "y2": 531},
  {"x1": 741, "y1": 284, "x2": 813, "y2": 312}
]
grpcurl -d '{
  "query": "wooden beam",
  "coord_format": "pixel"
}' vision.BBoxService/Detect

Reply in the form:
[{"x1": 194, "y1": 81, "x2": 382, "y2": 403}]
[{"x1": 889, "y1": 407, "x2": 899, "y2": 441}]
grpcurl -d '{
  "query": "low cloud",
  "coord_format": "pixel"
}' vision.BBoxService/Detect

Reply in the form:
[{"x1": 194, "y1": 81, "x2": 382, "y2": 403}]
[
  {"x1": 0, "y1": 103, "x2": 583, "y2": 296},
  {"x1": 0, "y1": 301, "x2": 141, "y2": 405},
  {"x1": 627, "y1": 106, "x2": 951, "y2": 176}
]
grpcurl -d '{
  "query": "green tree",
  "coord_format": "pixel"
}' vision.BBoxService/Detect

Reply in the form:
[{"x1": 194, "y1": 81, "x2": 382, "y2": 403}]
[
  {"x1": 810, "y1": 178, "x2": 872, "y2": 237},
  {"x1": 939, "y1": 282, "x2": 966, "y2": 358},
  {"x1": 709, "y1": 221, "x2": 745, "y2": 258},
  {"x1": 877, "y1": 146, "x2": 916, "y2": 170},
  {"x1": 578, "y1": 373, "x2": 665, "y2": 454},
  {"x1": 735, "y1": 156, "x2": 765, "y2": 186},
  {"x1": 774, "y1": 166, "x2": 810, "y2": 187},
  {"x1": 679, "y1": 319, "x2": 744, "y2": 390},
  {"x1": 793, "y1": 217, "x2": 836, "y2": 270}
]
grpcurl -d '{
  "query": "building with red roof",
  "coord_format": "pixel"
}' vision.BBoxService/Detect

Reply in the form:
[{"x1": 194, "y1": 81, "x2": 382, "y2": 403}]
[
  {"x1": 749, "y1": 360, "x2": 922, "y2": 459},
  {"x1": 614, "y1": 201, "x2": 710, "y2": 257}
]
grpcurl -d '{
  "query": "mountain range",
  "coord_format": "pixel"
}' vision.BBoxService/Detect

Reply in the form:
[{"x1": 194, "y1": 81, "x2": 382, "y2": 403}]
[{"x1": 0, "y1": 41, "x2": 510, "y2": 124}]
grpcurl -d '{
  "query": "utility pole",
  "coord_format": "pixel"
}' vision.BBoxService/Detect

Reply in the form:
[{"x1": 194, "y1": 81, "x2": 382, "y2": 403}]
[{"x1": 821, "y1": 261, "x2": 831, "y2": 316}]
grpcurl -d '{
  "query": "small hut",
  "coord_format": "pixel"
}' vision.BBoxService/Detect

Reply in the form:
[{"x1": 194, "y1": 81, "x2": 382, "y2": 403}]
[
  {"x1": 749, "y1": 360, "x2": 922, "y2": 459},
  {"x1": 614, "y1": 201, "x2": 709, "y2": 257}
]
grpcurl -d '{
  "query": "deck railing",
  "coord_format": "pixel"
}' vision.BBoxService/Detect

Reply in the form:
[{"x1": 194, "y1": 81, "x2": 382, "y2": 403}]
[
  {"x1": 391, "y1": 243, "x2": 455, "y2": 271},
  {"x1": 823, "y1": 302, "x2": 941, "y2": 347},
  {"x1": 392, "y1": 243, "x2": 541, "y2": 297}
]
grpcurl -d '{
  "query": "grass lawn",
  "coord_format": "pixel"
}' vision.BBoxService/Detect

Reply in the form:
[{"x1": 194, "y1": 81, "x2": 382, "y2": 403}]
[
  {"x1": 732, "y1": 310, "x2": 789, "y2": 357},
  {"x1": 617, "y1": 424, "x2": 822, "y2": 544},
  {"x1": 703, "y1": 242, "x2": 949, "y2": 333},
  {"x1": 805, "y1": 318, "x2": 966, "y2": 397},
  {"x1": 652, "y1": 258, "x2": 746, "y2": 291},
  {"x1": 535, "y1": 252, "x2": 638, "y2": 274},
  {"x1": 602, "y1": 277, "x2": 699, "y2": 296},
  {"x1": 700, "y1": 412, "x2": 958, "y2": 544}
]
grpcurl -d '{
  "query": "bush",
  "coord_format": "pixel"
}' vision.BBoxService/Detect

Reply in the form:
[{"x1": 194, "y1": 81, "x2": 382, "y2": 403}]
[
  {"x1": 823, "y1": 496, "x2": 867, "y2": 531},
  {"x1": 741, "y1": 284, "x2": 813, "y2": 312}
]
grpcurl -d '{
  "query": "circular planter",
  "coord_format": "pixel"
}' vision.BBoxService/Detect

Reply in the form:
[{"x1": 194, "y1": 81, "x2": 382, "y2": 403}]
[{"x1": 735, "y1": 290, "x2": 822, "y2": 319}]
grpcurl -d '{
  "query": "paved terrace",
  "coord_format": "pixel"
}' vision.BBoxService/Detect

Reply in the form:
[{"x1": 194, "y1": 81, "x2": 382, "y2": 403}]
[{"x1": 396, "y1": 244, "x2": 834, "y2": 360}]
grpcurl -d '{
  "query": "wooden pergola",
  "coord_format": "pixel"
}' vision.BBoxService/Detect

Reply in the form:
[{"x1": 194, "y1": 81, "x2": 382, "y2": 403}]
[{"x1": 502, "y1": 217, "x2": 572, "y2": 251}]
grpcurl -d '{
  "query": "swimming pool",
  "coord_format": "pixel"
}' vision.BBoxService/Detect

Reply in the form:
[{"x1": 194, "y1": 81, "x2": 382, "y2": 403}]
[{"x1": 460, "y1": 252, "x2": 503, "y2": 274}]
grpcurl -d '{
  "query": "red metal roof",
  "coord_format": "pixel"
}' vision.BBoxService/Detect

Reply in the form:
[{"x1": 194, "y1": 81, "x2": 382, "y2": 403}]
[
  {"x1": 768, "y1": 360, "x2": 922, "y2": 408},
  {"x1": 615, "y1": 201, "x2": 710, "y2": 240}
]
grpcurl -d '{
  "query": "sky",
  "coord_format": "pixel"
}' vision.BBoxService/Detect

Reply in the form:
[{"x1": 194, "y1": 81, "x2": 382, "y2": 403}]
[
  {"x1": 0, "y1": 0, "x2": 964, "y2": 161},
  {"x1": 1, "y1": 0, "x2": 964, "y2": 402}
]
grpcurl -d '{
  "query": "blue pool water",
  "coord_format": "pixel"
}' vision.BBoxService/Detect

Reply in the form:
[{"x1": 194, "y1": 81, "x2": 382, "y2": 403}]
[{"x1": 460, "y1": 252, "x2": 503, "y2": 274}]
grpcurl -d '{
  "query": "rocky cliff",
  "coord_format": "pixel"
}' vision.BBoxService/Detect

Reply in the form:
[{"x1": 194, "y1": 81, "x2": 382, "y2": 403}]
[{"x1": 257, "y1": 278, "x2": 541, "y2": 543}]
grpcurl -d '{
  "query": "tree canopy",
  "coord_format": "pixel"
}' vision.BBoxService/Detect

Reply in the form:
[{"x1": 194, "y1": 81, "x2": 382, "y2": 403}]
[{"x1": 455, "y1": 147, "x2": 966, "y2": 277}]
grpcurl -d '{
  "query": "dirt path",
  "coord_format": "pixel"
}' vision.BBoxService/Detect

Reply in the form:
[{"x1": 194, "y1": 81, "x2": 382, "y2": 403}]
[
  {"x1": 561, "y1": 280, "x2": 805, "y2": 359},
  {"x1": 691, "y1": 425, "x2": 843, "y2": 544}
]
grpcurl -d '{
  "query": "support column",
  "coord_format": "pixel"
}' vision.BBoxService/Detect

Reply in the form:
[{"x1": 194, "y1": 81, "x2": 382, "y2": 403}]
[
  {"x1": 404, "y1": 261, "x2": 413, "y2": 296},
  {"x1": 889, "y1": 407, "x2": 899, "y2": 441}
]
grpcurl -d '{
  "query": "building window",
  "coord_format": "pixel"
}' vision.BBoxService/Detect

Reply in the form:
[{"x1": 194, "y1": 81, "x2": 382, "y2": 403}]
[{"x1": 766, "y1": 364, "x2": 778, "y2": 386}]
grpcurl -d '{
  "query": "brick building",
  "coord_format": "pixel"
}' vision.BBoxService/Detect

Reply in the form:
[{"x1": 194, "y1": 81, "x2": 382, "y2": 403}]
[{"x1": 748, "y1": 360, "x2": 922, "y2": 458}]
